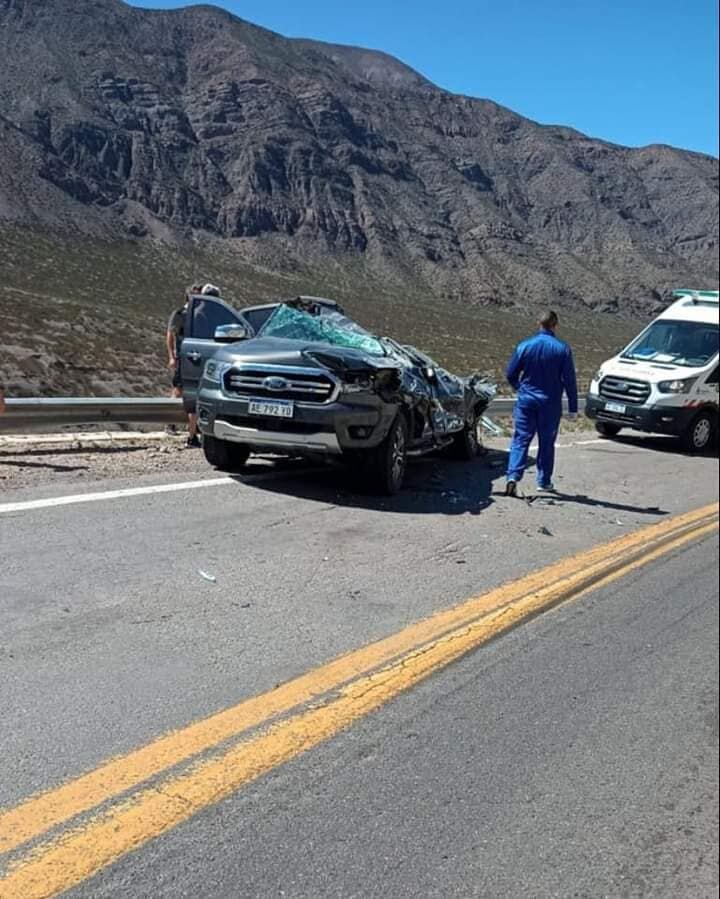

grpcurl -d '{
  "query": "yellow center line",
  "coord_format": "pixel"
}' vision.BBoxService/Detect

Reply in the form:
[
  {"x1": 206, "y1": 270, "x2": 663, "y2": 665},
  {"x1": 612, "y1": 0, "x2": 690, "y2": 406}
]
[
  {"x1": 0, "y1": 504, "x2": 716, "y2": 859},
  {"x1": 0, "y1": 510, "x2": 716, "y2": 898},
  {"x1": 1, "y1": 504, "x2": 713, "y2": 858}
]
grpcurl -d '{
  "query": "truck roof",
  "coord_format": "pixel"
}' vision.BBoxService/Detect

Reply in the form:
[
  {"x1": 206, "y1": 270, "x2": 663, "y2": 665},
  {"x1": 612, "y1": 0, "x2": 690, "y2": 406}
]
[{"x1": 659, "y1": 289, "x2": 719, "y2": 325}]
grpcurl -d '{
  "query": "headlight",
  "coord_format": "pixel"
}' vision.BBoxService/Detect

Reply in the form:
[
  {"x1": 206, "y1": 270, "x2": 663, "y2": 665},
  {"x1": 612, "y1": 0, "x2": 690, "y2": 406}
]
[
  {"x1": 203, "y1": 360, "x2": 230, "y2": 384},
  {"x1": 341, "y1": 375, "x2": 374, "y2": 394},
  {"x1": 657, "y1": 377, "x2": 697, "y2": 394},
  {"x1": 587, "y1": 370, "x2": 603, "y2": 395}
]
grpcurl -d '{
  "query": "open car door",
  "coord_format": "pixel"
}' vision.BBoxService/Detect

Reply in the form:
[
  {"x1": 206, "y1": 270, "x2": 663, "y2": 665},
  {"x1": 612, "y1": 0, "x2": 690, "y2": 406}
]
[{"x1": 180, "y1": 295, "x2": 247, "y2": 410}]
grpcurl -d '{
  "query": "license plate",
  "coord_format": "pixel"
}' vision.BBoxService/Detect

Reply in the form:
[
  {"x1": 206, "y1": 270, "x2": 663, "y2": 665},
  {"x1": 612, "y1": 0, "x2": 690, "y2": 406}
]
[
  {"x1": 605, "y1": 402, "x2": 626, "y2": 414},
  {"x1": 248, "y1": 398, "x2": 294, "y2": 418}
]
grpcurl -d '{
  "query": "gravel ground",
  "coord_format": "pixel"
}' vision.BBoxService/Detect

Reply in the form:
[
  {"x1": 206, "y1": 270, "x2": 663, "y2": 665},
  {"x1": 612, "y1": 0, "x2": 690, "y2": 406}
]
[{"x1": 0, "y1": 436, "x2": 207, "y2": 492}]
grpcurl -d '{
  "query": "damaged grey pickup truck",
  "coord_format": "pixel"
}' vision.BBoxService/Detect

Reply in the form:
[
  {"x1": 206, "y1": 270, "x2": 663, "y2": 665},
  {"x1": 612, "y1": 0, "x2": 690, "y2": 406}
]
[{"x1": 188, "y1": 295, "x2": 496, "y2": 494}]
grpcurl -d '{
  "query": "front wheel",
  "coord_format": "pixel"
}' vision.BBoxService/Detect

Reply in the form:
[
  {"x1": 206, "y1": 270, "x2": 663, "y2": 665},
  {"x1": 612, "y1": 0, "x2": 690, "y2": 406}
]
[
  {"x1": 448, "y1": 410, "x2": 482, "y2": 460},
  {"x1": 203, "y1": 435, "x2": 251, "y2": 471},
  {"x1": 681, "y1": 410, "x2": 716, "y2": 454},
  {"x1": 596, "y1": 422, "x2": 622, "y2": 438},
  {"x1": 363, "y1": 414, "x2": 408, "y2": 495}
]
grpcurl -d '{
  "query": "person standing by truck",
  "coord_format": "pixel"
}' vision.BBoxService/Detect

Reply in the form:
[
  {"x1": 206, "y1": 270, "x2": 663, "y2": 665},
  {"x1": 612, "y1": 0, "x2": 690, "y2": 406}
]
[
  {"x1": 167, "y1": 285, "x2": 202, "y2": 448},
  {"x1": 505, "y1": 310, "x2": 578, "y2": 496}
]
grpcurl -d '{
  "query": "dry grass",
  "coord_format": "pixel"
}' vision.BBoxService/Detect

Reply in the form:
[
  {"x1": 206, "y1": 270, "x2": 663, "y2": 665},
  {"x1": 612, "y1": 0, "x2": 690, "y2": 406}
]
[{"x1": 0, "y1": 225, "x2": 646, "y2": 397}]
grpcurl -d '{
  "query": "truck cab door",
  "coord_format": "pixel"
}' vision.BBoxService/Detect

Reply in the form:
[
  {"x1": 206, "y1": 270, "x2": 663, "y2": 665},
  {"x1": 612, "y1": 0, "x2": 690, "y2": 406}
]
[{"x1": 180, "y1": 296, "x2": 245, "y2": 408}]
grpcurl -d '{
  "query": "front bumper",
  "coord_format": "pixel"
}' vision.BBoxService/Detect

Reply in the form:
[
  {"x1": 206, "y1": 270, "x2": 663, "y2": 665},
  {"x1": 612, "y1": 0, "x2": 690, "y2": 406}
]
[
  {"x1": 197, "y1": 386, "x2": 397, "y2": 455},
  {"x1": 585, "y1": 394, "x2": 696, "y2": 435},
  {"x1": 213, "y1": 418, "x2": 341, "y2": 454}
]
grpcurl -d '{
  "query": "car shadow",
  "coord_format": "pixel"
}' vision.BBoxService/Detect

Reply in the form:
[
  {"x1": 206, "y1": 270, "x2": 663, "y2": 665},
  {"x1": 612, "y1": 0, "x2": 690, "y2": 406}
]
[{"x1": 233, "y1": 448, "x2": 511, "y2": 516}]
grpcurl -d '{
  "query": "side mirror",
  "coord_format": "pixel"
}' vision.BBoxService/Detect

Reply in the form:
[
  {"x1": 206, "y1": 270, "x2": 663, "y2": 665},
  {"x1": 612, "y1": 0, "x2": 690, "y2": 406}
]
[{"x1": 214, "y1": 323, "x2": 250, "y2": 343}]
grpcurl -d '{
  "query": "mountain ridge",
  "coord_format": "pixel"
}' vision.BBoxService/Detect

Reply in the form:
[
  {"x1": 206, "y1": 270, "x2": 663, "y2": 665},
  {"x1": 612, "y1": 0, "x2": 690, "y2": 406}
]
[{"x1": 0, "y1": 0, "x2": 718, "y2": 318}]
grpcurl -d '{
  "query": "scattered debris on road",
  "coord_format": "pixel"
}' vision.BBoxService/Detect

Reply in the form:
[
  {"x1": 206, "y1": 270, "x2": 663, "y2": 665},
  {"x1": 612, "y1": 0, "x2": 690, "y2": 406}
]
[{"x1": 480, "y1": 415, "x2": 504, "y2": 437}]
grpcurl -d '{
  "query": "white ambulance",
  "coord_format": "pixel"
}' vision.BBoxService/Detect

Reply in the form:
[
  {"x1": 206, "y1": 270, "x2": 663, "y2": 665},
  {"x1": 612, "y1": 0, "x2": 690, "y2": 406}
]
[{"x1": 586, "y1": 289, "x2": 719, "y2": 452}]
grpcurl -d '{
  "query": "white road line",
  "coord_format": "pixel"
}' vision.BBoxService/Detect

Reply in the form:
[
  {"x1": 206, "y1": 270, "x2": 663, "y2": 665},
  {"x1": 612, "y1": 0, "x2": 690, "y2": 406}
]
[
  {"x1": 0, "y1": 464, "x2": 323, "y2": 515},
  {"x1": 0, "y1": 477, "x2": 236, "y2": 515}
]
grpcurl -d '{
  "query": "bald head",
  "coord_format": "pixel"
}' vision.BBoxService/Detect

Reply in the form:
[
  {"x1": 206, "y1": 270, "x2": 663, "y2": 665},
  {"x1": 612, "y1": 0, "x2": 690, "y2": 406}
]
[{"x1": 539, "y1": 310, "x2": 559, "y2": 332}]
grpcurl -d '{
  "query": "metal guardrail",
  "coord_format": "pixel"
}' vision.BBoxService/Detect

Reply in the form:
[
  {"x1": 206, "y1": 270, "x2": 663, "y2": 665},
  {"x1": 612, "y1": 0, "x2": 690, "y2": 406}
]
[
  {"x1": 0, "y1": 396, "x2": 585, "y2": 435},
  {"x1": 1, "y1": 397, "x2": 185, "y2": 434}
]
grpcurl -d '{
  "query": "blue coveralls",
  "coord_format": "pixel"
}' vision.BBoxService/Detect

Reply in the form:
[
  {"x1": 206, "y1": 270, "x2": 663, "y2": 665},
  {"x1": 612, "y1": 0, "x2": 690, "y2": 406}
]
[{"x1": 505, "y1": 329, "x2": 578, "y2": 487}]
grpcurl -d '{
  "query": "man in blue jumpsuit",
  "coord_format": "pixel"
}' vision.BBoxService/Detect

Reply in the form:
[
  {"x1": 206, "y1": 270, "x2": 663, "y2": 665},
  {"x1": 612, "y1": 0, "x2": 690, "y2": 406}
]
[{"x1": 505, "y1": 310, "x2": 578, "y2": 496}]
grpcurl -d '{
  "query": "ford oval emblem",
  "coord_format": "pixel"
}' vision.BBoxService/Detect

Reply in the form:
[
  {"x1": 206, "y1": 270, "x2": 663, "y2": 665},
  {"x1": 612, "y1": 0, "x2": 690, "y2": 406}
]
[{"x1": 263, "y1": 376, "x2": 289, "y2": 391}]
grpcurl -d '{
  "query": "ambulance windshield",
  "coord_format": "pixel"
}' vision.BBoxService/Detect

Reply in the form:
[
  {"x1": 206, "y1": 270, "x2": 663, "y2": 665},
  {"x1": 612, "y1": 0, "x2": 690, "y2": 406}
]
[{"x1": 622, "y1": 320, "x2": 719, "y2": 367}]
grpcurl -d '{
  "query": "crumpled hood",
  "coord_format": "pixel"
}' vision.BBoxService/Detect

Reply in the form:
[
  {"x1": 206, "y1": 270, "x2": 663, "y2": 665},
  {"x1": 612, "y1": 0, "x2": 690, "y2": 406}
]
[{"x1": 213, "y1": 337, "x2": 398, "y2": 373}]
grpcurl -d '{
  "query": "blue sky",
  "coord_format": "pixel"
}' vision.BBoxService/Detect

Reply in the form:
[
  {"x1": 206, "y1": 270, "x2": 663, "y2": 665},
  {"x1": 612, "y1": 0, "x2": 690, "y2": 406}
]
[{"x1": 128, "y1": 0, "x2": 719, "y2": 156}]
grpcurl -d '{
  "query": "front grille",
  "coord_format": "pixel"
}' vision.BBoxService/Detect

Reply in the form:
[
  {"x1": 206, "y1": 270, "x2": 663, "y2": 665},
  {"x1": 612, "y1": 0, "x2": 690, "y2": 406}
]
[
  {"x1": 599, "y1": 376, "x2": 650, "y2": 405},
  {"x1": 224, "y1": 367, "x2": 336, "y2": 404}
]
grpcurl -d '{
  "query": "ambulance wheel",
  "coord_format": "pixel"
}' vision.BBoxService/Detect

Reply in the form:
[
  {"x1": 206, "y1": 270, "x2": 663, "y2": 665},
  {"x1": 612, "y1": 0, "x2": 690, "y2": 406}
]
[
  {"x1": 681, "y1": 410, "x2": 716, "y2": 454},
  {"x1": 596, "y1": 422, "x2": 622, "y2": 438}
]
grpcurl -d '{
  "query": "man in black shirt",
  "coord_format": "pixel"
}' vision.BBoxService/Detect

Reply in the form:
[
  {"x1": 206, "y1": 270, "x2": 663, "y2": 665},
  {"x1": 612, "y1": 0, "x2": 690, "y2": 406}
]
[{"x1": 166, "y1": 285, "x2": 202, "y2": 447}]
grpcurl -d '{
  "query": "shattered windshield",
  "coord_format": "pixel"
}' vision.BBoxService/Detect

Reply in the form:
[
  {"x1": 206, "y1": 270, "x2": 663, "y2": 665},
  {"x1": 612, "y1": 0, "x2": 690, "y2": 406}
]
[
  {"x1": 622, "y1": 320, "x2": 719, "y2": 367},
  {"x1": 258, "y1": 304, "x2": 387, "y2": 356}
]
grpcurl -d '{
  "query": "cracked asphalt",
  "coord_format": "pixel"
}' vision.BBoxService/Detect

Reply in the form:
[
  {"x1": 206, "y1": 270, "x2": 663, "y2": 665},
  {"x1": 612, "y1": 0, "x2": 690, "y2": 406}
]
[{"x1": 1, "y1": 430, "x2": 718, "y2": 897}]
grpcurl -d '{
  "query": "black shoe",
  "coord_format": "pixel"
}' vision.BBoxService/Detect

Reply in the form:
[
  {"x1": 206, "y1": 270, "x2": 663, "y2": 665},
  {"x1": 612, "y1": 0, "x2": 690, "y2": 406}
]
[
  {"x1": 186, "y1": 435, "x2": 201, "y2": 448},
  {"x1": 505, "y1": 480, "x2": 518, "y2": 497}
]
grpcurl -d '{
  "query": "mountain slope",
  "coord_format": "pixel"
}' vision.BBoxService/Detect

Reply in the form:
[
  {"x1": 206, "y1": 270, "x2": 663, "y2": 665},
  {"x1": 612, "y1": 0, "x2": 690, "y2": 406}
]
[{"x1": 0, "y1": 0, "x2": 717, "y2": 321}]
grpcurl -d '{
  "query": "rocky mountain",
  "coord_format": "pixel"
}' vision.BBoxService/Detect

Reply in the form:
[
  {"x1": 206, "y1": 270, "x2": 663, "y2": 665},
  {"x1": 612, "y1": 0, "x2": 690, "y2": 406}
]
[{"x1": 0, "y1": 0, "x2": 718, "y2": 318}]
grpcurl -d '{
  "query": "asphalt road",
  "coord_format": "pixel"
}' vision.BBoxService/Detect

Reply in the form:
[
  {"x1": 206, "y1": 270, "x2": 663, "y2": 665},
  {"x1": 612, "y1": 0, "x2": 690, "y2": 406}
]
[
  {"x1": 1, "y1": 433, "x2": 718, "y2": 896},
  {"x1": 70, "y1": 534, "x2": 719, "y2": 899}
]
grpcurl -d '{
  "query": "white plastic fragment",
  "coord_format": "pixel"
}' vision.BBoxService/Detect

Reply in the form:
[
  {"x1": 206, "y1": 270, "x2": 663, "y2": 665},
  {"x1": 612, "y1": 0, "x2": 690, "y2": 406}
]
[
  {"x1": 198, "y1": 569, "x2": 217, "y2": 583},
  {"x1": 480, "y1": 415, "x2": 504, "y2": 437}
]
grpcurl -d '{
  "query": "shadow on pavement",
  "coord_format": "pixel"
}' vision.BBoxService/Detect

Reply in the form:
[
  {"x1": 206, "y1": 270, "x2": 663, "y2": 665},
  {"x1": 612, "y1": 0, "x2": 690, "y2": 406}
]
[
  {"x1": 0, "y1": 444, "x2": 154, "y2": 458},
  {"x1": 522, "y1": 491, "x2": 669, "y2": 516},
  {"x1": 0, "y1": 459, "x2": 90, "y2": 473},
  {"x1": 234, "y1": 448, "x2": 510, "y2": 516}
]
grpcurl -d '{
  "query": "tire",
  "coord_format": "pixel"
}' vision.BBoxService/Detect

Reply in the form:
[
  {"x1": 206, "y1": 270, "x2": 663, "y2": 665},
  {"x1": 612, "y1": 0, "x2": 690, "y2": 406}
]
[
  {"x1": 596, "y1": 422, "x2": 622, "y2": 438},
  {"x1": 680, "y1": 410, "x2": 716, "y2": 454},
  {"x1": 202, "y1": 435, "x2": 251, "y2": 471},
  {"x1": 363, "y1": 414, "x2": 408, "y2": 495},
  {"x1": 448, "y1": 409, "x2": 481, "y2": 460}
]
